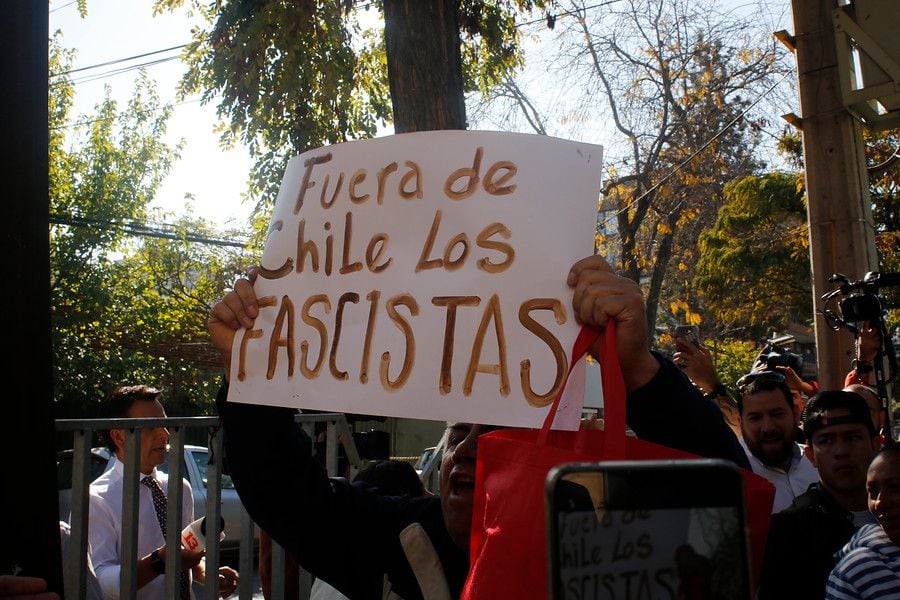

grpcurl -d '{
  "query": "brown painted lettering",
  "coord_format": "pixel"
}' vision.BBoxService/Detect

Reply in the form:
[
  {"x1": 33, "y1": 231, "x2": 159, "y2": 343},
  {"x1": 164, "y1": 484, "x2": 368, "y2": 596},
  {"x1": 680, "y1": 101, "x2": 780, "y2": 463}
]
[
  {"x1": 296, "y1": 220, "x2": 319, "y2": 273},
  {"x1": 463, "y1": 294, "x2": 510, "y2": 396},
  {"x1": 518, "y1": 299, "x2": 568, "y2": 407},
  {"x1": 476, "y1": 222, "x2": 515, "y2": 274},
  {"x1": 366, "y1": 234, "x2": 392, "y2": 273},
  {"x1": 360, "y1": 290, "x2": 380, "y2": 384},
  {"x1": 259, "y1": 258, "x2": 294, "y2": 280},
  {"x1": 258, "y1": 221, "x2": 294, "y2": 279},
  {"x1": 483, "y1": 160, "x2": 518, "y2": 195},
  {"x1": 324, "y1": 222, "x2": 334, "y2": 276},
  {"x1": 257, "y1": 296, "x2": 278, "y2": 309},
  {"x1": 399, "y1": 161, "x2": 423, "y2": 200},
  {"x1": 380, "y1": 294, "x2": 419, "y2": 390},
  {"x1": 329, "y1": 292, "x2": 359, "y2": 380},
  {"x1": 267, "y1": 295, "x2": 295, "y2": 379},
  {"x1": 376, "y1": 162, "x2": 398, "y2": 205},
  {"x1": 432, "y1": 296, "x2": 481, "y2": 394},
  {"x1": 296, "y1": 153, "x2": 332, "y2": 214},
  {"x1": 443, "y1": 232, "x2": 470, "y2": 272},
  {"x1": 349, "y1": 169, "x2": 369, "y2": 204},
  {"x1": 300, "y1": 294, "x2": 331, "y2": 379},
  {"x1": 320, "y1": 172, "x2": 344, "y2": 209},
  {"x1": 444, "y1": 146, "x2": 483, "y2": 200},
  {"x1": 416, "y1": 210, "x2": 444, "y2": 272},
  {"x1": 237, "y1": 330, "x2": 263, "y2": 381},
  {"x1": 236, "y1": 296, "x2": 276, "y2": 380},
  {"x1": 339, "y1": 211, "x2": 363, "y2": 275}
]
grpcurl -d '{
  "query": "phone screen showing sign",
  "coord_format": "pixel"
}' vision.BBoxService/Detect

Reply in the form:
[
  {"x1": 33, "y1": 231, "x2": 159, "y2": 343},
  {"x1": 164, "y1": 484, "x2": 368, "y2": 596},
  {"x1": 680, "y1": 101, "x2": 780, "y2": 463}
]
[{"x1": 548, "y1": 461, "x2": 750, "y2": 600}]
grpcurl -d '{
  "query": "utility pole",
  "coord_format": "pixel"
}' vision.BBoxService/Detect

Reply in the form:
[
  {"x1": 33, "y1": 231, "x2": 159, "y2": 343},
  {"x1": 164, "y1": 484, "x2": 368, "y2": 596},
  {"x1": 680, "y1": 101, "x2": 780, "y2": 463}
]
[{"x1": 789, "y1": 0, "x2": 878, "y2": 390}]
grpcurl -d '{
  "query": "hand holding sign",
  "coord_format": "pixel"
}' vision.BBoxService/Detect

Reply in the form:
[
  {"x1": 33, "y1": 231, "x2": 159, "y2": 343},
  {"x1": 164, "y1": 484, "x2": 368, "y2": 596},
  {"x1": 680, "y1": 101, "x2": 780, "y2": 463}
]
[
  {"x1": 216, "y1": 131, "x2": 612, "y2": 429},
  {"x1": 568, "y1": 256, "x2": 660, "y2": 391}
]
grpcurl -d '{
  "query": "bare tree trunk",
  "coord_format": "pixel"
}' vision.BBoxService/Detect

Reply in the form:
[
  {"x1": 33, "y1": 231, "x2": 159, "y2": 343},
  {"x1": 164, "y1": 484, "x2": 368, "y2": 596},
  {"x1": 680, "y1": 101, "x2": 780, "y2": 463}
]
[
  {"x1": 646, "y1": 223, "x2": 676, "y2": 334},
  {"x1": 382, "y1": 0, "x2": 467, "y2": 132}
]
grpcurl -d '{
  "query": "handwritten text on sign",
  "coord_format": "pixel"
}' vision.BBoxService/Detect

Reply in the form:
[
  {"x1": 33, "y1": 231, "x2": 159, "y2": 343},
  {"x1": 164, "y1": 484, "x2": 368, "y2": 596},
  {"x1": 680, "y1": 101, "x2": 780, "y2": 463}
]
[
  {"x1": 227, "y1": 131, "x2": 602, "y2": 428},
  {"x1": 557, "y1": 509, "x2": 688, "y2": 599}
]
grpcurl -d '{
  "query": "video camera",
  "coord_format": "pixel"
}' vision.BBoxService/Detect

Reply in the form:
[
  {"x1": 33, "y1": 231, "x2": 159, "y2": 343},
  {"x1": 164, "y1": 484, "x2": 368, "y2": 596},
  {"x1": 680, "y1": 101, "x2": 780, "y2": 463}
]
[
  {"x1": 762, "y1": 347, "x2": 804, "y2": 373},
  {"x1": 753, "y1": 333, "x2": 804, "y2": 374},
  {"x1": 822, "y1": 271, "x2": 899, "y2": 442},
  {"x1": 822, "y1": 271, "x2": 900, "y2": 329}
]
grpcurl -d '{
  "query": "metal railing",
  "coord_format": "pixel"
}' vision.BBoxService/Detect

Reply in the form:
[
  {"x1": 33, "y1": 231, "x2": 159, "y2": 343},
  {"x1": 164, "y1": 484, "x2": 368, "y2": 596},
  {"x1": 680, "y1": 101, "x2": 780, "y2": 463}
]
[{"x1": 56, "y1": 413, "x2": 362, "y2": 600}]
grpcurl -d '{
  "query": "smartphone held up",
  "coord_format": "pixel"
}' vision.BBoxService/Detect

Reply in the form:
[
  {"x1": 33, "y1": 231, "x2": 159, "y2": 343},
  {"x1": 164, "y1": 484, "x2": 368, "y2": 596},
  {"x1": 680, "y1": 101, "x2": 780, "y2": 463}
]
[
  {"x1": 673, "y1": 325, "x2": 700, "y2": 348},
  {"x1": 546, "y1": 459, "x2": 751, "y2": 600}
]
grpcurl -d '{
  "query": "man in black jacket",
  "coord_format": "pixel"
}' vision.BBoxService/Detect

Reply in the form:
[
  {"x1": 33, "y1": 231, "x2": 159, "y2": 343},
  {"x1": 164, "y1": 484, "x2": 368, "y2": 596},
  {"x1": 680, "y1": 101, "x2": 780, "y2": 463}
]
[
  {"x1": 758, "y1": 390, "x2": 881, "y2": 600},
  {"x1": 209, "y1": 255, "x2": 749, "y2": 600}
]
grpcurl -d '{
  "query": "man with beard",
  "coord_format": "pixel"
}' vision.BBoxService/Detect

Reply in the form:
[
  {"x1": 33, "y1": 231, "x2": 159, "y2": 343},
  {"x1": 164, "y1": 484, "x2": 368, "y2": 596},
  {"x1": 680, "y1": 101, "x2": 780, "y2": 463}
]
[
  {"x1": 759, "y1": 391, "x2": 880, "y2": 599},
  {"x1": 209, "y1": 256, "x2": 749, "y2": 599},
  {"x1": 737, "y1": 371, "x2": 818, "y2": 513}
]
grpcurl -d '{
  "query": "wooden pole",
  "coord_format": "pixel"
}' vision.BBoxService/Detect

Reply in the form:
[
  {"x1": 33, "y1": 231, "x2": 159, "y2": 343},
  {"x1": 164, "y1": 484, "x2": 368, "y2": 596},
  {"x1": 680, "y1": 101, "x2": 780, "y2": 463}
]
[{"x1": 790, "y1": 0, "x2": 878, "y2": 390}]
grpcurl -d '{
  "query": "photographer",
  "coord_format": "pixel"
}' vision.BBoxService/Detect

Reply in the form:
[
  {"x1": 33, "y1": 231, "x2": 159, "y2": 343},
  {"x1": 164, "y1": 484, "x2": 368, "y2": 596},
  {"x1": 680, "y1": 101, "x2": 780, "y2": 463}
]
[
  {"x1": 673, "y1": 336, "x2": 740, "y2": 436},
  {"x1": 751, "y1": 345, "x2": 817, "y2": 426},
  {"x1": 822, "y1": 271, "x2": 898, "y2": 443},
  {"x1": 736, "y1": 371, "x2": 818, "y2": 513},
  {"x1": 844, "y1": 320, "x2": 881, "y2": 388}
]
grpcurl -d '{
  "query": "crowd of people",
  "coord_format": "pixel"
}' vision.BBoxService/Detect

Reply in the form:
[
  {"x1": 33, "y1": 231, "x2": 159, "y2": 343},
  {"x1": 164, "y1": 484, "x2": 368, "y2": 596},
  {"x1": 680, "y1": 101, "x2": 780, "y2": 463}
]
[{"x1": 4, "y1": 254, "x2": 897, "y2": 600}]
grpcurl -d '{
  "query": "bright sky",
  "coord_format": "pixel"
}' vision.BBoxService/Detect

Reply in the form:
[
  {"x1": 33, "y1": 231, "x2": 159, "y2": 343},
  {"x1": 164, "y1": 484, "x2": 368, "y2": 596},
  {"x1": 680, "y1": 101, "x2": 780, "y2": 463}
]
[
  {"x1": 50, "y1": 0, "x2": 256, "y2": 229},
  {"x1": 49, "y1": 0, "x2": 791, "y2": 233}
]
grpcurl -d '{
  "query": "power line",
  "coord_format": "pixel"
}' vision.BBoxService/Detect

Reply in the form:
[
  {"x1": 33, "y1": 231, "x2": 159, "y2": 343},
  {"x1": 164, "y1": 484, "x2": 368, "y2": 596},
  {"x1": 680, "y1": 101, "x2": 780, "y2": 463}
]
[
  {"x1": 64, "y1": 55, "x2": 184, "y2": 87},
  {"x1": 598, "y1": 72, "x2": 792, "y2": 230},
  {"x1": 48, "y1": 0, "x2": 616, "y2": 88},
  {"x1": 49, "y1": 0, "x2": 79, "y2": 14},
  {"x1": 50, "y1": 98, "x2": 202, "y2": 131},
  {"x1": 50, "y1": 214, "x2": 250, "y2": 249},
  {"x1": 50, "y1": 44, "x2": 188, "y2": 78},
  {"x1": 516, "y1": 0, "x2": 625, "y2": 29}
]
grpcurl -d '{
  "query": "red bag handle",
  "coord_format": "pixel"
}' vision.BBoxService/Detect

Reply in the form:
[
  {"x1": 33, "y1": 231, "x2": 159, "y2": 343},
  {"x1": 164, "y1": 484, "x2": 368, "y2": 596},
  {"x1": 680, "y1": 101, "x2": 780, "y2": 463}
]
[{"x1": 538, "y1": 323, "x2": 627, "y2": 459}]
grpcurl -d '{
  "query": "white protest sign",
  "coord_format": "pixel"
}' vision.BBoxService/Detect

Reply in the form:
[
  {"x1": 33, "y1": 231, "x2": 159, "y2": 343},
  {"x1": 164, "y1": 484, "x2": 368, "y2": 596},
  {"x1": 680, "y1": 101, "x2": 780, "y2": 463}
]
[
  {"x1": 228, "y1": 130, "x2": 602, "y2": 429},
  {"x1": 556, "y1": 508, "x2": 693, "y2": 598}
]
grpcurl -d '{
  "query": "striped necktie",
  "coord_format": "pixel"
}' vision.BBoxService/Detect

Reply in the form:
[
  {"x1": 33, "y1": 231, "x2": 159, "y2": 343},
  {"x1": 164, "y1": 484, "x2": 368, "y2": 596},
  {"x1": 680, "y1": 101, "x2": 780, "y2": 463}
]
[{"x1": 142, "y1": 475, "x2": 191, "y2": 600}]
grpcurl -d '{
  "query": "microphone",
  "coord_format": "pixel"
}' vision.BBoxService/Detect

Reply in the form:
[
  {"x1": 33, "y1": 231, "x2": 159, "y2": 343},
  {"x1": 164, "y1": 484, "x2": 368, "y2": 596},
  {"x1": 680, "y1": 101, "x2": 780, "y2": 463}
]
[{"x1": 180, "y1": 516, "x2": 226, "y2": 552}]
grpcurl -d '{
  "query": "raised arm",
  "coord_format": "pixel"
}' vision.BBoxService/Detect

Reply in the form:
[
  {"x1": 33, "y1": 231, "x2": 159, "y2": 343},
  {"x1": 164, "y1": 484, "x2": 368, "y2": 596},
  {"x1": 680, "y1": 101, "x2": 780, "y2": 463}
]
[{"x1": 567, "y1": 255, "x2": 749, "y2": 468}]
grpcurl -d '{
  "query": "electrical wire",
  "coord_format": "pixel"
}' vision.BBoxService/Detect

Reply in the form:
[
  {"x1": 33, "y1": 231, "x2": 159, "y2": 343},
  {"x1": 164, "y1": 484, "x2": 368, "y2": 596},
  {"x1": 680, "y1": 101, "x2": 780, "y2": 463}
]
[
  {"x1": 597, "y1": 71, "x2": 792, "y2": 230},
  {"x1": 49, "y1": 98, "x2": 202, "y2": 131},
  {"x1": 50, "y1": 213, "x2": 250, "y2": 249},
  {"x1": 50, "y1": 44, "x2": 188, "y2": 78},
  {"x1": 50, "y1": 0, "x2": 79, "y2": 14},
  {"x1": 48, "y1": 0, "x2": 618, "y2": 87}
]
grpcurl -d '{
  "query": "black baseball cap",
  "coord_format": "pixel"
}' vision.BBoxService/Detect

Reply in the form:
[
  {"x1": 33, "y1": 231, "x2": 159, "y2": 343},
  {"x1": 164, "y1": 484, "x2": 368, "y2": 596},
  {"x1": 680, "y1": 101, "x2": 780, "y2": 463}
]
[{"x1": 802, "y1": 390, "x2": 876, "y2": 440}]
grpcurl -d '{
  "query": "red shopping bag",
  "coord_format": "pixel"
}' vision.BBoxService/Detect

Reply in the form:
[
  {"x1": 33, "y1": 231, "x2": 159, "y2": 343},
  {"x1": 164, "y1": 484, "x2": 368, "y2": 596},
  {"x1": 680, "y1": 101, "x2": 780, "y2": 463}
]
[{"x1": 461, "y1": 324, "x2": 774, "y2": 599}]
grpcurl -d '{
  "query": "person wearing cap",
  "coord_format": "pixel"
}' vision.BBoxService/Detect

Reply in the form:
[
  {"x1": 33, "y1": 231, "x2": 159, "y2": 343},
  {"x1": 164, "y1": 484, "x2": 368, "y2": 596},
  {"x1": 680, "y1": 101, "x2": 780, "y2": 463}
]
[
  {"x1": 736, "y1": 370, "x2": 819, "y2": 513},
  {"x1": 826, "y1": 445, "x2": 900, "y2": 599},
  {"x1": 758, "y1": 391, "x2": 880, "y2": 600}
]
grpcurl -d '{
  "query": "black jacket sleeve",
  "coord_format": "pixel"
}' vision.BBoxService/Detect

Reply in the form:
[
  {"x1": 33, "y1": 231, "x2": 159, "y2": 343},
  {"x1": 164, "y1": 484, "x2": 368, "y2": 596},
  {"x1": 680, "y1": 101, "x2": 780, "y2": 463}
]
[
  {"x1": 626, "y1": 352, "x2": 751, "y2": 470},
  {"x1": 215, "y1": 384, "x2": 458, "y2": 599}
]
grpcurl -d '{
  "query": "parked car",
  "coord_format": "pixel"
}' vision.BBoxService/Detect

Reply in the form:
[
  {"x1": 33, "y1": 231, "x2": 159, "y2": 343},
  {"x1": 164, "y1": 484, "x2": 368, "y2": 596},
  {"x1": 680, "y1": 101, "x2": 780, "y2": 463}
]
[
  {"x1": 414, "y1": 446, "x2": 438, "y2": 476},
  {"x1": 57, "y1": 445, "x2": 256, "y2": 551}
]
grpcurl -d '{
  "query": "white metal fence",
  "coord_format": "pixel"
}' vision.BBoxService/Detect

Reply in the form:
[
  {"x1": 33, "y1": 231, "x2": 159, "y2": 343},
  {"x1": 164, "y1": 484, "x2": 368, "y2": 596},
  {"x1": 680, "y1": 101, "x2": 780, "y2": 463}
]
[{"x1": 56, "y1": 413, "x2": 362, "y2": 600}]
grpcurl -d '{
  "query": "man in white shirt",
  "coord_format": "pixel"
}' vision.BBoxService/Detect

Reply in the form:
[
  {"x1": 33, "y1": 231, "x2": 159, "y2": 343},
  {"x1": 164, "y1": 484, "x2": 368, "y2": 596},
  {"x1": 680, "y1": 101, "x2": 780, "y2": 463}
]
[
  {"x1": 88, "y1": 385, "x2": 238, "y2": 599},
  {"x1": 737, "y1": 371, "x2": 818, "y2": 513}
]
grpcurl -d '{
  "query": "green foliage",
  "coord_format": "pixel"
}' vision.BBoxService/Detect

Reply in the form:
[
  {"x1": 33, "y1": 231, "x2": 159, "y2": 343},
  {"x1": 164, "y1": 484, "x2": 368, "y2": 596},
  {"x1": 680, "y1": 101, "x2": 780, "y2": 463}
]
[
  {"x1": 155, "y1": 0, "x2": 550, "y2": 219},
  {"x1": 49, "y1": 35, "x2": 256, "y2": 419},
  {"x1": 694, "y1": 172, "x2": 812, "y2": 333},
  {"x1": 707, "y1": 339, "x2": 759, "y2": 395}
]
